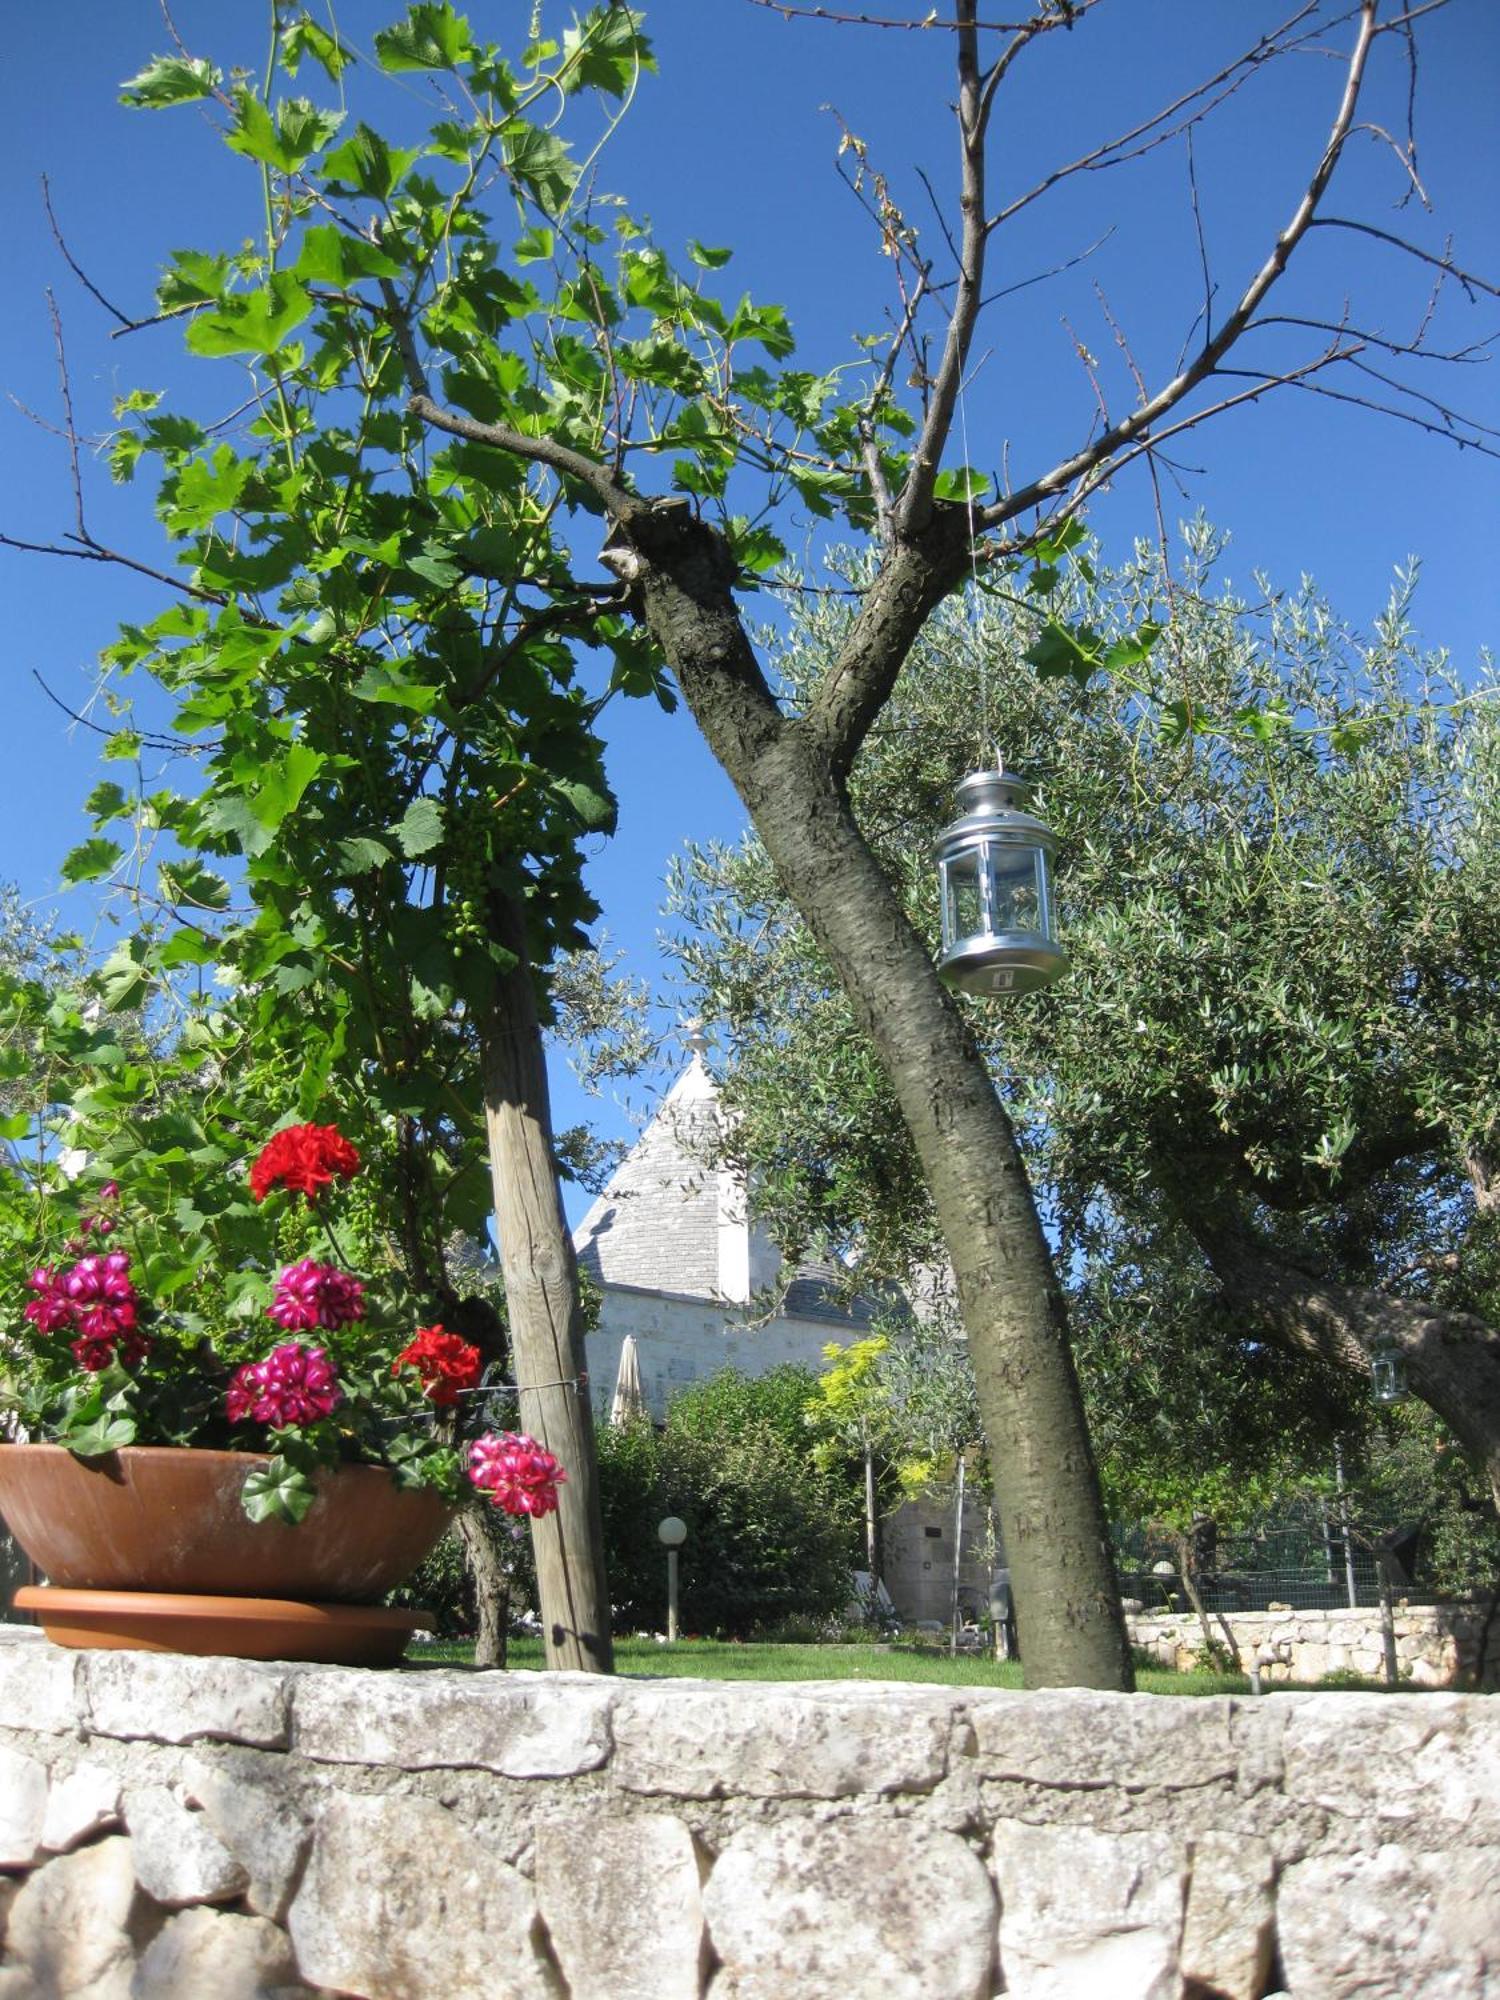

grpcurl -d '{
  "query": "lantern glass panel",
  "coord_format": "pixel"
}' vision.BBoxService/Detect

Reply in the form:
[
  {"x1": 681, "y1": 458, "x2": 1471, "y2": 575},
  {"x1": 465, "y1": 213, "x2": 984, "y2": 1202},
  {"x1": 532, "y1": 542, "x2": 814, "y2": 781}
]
[
  {"x1": 1370, "y1": 1351, "x2": 1408, "y2": 1405},
  {"x1": 943, "y1": 850, "x2": 984, "y2": 951},
  {"x1": 987, "y1": 844, "x2": 1045, "y2": 935}
]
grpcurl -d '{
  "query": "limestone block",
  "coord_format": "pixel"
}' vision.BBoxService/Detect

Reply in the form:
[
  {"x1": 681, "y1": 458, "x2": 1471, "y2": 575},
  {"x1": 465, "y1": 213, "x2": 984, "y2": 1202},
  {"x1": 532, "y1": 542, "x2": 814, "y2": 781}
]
[
  {"x1": 181, "y1": 1752, "x2": 310, "y2": 1921},
  {"x1": 1178, "y1": 1832, "x2": 1275, "y2": 2000},
  {"x1": 1279, "y1": 1844, "x2": 1500, "y2": 1998},
  {"x1": 293, "y1": 1665, "x2": 613, "y2": 1777},
  {"x1": 611, "y1": 1682, "x2": 950, "y2": 1799},
  {"x1": 0, "y1": 1745, "x2": 49, "y2": 1866},
  {"x1": 1282, "y1": 1694, "x2": 1499, "y2": 1838},
  {"x1": 41, "y1": 1762, "x2": 122, "y2": 1853},
  {"x1": 124, "y1": 1785, "x2": 249, "y2": 1908},
  {"x1": 287, "y1": 1789, "x2": 557, "y2": 1999},
  {"x1": 990, "y1": 1820, "x2": 1186, "y2": 2000},
  {"x1": 703, "y1": 1817, "x2": 995, "y2": 2000},
  {"x1": 81, "y1": 1650, "x2": 292, "y2": 1748},
  {"x1": 968, "y1": 1689, "x2": 1236, "y2": 1792},
  {"x1": 0, "y1": 1630, "x2": 78, "y2": 1732},
  {"x1": 0, "y1": 1876, "x2": 16, "y2": 1948},
  {"x1": 2, "y1": 1834, "x2": 143, "y2": 1997},
  {"x1": 132, "y1": 1907, "x2": 298, "y2": 2000},
  {"x1": 535, "y1": 1811, "x2": 704, "y2": 2000}
]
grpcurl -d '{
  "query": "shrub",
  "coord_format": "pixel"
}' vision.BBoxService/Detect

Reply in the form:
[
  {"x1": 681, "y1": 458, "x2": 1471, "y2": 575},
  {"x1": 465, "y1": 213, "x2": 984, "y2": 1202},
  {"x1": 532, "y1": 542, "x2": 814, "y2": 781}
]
[{"x1": 596, "y1": 1400, "x2": 857, "y2": 1637}]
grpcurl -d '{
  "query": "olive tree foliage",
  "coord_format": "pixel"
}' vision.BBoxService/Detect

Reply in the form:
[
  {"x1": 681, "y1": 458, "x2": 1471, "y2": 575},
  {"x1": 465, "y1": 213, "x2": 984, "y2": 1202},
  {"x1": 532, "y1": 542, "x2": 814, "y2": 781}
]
[
  {"x1": 9, "y1": 0, "x2": 1494, "y2": 1687},
  {"x1": 669, "y1": 528, "x2": 1500, "y2": 1505}
]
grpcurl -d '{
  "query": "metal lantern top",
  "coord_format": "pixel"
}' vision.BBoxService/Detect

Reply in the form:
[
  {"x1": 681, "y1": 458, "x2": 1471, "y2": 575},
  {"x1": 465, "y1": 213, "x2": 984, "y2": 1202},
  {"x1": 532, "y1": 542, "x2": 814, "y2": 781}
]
[{"x1": 932, "y1": 765, "x2": 1067, "y2": 998}]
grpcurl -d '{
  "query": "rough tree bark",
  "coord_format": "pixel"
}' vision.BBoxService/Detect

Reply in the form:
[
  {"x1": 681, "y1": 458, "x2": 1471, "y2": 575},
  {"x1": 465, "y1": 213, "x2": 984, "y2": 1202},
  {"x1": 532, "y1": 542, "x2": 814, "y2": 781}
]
[
  {"x1": 1184, "y1": 1204, "x2": 1500, "y2": 1511},
  {"x1": 452, "y1": 1506, "x2": 512, "y2": 1668},
  {"x1": 480, "y1": 889, "x2": 613, "y2": 1673}
]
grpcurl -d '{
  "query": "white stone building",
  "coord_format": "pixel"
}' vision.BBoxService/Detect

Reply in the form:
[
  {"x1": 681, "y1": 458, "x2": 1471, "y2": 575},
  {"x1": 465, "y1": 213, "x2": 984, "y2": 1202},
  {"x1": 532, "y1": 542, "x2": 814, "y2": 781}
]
[
  {"x1": 572, "y1": 1031, "x2": 883, "y2": 1417},
  {"x1": 572, "y1": 1032, "x2": 995, "y2": 1625}
]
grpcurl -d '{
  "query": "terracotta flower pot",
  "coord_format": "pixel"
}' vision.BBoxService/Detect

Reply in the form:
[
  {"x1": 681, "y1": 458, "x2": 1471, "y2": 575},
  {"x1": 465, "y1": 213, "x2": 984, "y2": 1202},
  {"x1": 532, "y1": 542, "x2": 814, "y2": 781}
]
[{"x1": 0, "y1": 1444, "x2": 453, "y2": 1664}]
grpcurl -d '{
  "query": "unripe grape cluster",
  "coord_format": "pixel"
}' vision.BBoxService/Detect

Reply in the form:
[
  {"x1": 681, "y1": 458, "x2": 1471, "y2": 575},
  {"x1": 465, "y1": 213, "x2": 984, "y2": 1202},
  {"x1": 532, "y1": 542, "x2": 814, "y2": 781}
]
[{"x1": 445, "y1": 800, "x2": 495, "y2": 948}]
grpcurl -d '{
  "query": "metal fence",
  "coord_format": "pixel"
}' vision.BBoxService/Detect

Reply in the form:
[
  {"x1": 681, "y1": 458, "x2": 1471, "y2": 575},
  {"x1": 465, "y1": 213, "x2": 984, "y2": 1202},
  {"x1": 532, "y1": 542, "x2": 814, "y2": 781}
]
[{"x1": 1115, "y1": 1495, "x2": 1441, "y2": 1616}]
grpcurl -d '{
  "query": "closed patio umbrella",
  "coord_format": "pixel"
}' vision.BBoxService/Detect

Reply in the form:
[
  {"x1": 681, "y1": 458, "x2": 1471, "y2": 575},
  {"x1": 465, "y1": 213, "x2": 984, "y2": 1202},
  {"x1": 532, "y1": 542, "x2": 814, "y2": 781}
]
[{"x1": 610, "y1": 1335, "x2": 649, "y2": 1425}]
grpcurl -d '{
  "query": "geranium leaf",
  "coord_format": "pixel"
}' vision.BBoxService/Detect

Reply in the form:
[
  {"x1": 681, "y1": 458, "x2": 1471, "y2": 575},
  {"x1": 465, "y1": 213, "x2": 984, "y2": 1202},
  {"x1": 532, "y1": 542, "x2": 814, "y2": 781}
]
[{"x1": 240, "y1": 1458, "x2": 318, "y2": 1524}]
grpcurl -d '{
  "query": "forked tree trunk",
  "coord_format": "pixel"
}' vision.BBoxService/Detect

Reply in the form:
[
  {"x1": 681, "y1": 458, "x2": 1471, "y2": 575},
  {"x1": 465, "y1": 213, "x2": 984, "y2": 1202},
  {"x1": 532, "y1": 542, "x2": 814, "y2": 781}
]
[
  {"x1": 610, "y1": 510, "x2": 1132, "y2": 1690},
  {"x1": 480, "y1": 891, "x2": 613, "y2": 1673}
]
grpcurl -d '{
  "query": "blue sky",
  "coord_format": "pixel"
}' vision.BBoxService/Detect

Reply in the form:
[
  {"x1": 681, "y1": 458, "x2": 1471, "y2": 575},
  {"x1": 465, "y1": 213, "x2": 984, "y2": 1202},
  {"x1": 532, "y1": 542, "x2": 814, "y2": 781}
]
[{"x1": 2, "y1": 3, "x2": 1497, "y2": 1221}]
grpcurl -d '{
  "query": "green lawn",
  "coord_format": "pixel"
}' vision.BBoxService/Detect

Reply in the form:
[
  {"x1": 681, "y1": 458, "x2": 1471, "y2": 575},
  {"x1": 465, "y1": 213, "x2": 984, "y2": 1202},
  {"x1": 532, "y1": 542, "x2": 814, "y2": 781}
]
[{"x1": 407, "y1": 1635, "x2": 1405, "y2": 1695}]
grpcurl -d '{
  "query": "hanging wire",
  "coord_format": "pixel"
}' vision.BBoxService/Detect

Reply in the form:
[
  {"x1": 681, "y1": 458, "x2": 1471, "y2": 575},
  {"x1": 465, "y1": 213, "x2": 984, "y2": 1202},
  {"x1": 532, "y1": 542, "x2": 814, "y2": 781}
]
[
  {"x1": 956, "y1": 374, "x2": 995, "y2": 771},
  {"x1": 375, "y1": 1371, "x2": 589, "y2": 1429}
]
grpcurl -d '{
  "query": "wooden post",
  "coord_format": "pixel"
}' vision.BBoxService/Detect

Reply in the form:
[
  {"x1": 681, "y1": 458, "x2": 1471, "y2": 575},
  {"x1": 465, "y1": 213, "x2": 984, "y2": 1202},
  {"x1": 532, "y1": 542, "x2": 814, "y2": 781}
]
[{"x1": 481, "y1": 892, "x2": 613, "y2": 1674}]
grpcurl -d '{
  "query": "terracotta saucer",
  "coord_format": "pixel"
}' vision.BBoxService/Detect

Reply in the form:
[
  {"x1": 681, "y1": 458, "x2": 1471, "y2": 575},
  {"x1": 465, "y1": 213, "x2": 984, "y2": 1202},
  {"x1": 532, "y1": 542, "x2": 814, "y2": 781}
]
[{"x1": 14, "y1": 1586, "x2": 434, "y2": 1666}]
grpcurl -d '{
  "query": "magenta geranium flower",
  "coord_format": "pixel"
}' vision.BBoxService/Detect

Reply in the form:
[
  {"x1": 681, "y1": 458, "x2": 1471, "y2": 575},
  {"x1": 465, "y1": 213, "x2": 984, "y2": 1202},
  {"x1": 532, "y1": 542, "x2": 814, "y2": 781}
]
[
  {"x1": 268, "y1": 1259, "x2": 366, "y2": 1332},
  {"x1": 26, "y1": 1252, "x2": 148, "y2": 1370},
  {"x1": 24, "y1": 1267, "x2": 72, "y2": 1335},
  {"x1": 467, "y1": 1431, "x2": 567, "y2": 1518},
  {"x1": 226, "y1": 1342, "x2": 342, "y2": 1429}
]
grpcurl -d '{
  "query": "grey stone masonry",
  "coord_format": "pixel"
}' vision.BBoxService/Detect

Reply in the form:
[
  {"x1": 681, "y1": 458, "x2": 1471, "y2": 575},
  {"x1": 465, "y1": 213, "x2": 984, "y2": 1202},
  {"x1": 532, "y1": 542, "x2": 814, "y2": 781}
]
[
  {"x1": 1129, "y1": 1599, "x2": 1500, "y2": 1690},
  {"x1": 0, "y1": 1626, "x2": 1496, "y2": 1999}
]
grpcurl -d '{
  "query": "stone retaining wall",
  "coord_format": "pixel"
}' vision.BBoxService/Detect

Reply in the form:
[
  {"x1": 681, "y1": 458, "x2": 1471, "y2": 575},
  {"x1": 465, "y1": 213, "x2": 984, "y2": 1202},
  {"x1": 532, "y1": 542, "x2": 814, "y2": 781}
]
[
  {"x1": 1128, "y1": 1599, "x2": 1500, "y2": 1689},
  {"x1": 0, "y1": 1626, "x2": 1496, "y2": 1999}
]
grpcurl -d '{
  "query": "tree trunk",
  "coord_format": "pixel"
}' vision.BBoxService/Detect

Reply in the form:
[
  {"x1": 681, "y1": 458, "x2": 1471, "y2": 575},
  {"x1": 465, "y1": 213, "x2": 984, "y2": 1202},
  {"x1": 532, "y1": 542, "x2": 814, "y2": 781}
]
[
  {"x1": 618, "y1": 519, "x2": 1130, "y2": 1689},
  {"x1": 480, "y1": 890, "x2": 613, "y2": 1673},
  {"x1": 733, "y1": 753, "x2": 1130, "y2": 1686},
  {"x1": 453, "y1": 1505, "x2": 511, "y2": 1668},
  {"x1": 1184, "y1": 1205, "x2": 1500, "y2": 1511}
]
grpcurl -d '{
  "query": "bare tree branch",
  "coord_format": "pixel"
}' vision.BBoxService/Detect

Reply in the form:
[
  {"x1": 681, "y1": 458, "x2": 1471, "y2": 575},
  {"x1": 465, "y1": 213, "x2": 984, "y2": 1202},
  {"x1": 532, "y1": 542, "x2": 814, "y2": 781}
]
[
  {"x1": 30, "y1": 670, "x2": 201, "y2": 755},
  {"x1": 0, "y1": 530, "x2": 232, "y2": 609},
  {"x1": 744, "y1": 0, "x2": 1101, "y2": 30},
  {"x1": 980, "y1": 0, "x2": 1380, "y2": 530},
  {"x1": 40, "y1": 177, "x2": 137, "y2": 332},
  {"x1": 986, "y1": 2, "x2": 1331, "y2": 234},
  {"x1": 1306, "y1": 216, "x2": 1500, "y2": 300},
  {"x1": 895, "y1": 0, "x2": 1038, "y2": 535}
]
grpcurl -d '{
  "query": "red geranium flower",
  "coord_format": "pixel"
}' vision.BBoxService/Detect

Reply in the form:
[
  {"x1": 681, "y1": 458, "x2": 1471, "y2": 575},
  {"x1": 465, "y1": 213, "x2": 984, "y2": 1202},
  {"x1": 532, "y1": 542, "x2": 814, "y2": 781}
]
[
  {"x1": 393, "y1": 1325, "x2": 482, "y2": 1407},
  {"x1": 249, "y1": 1123, "x2": 361, "y2": 1204},
  {"x1": 467, "y1": 1432, "x2": 566, "y2": 1518}
]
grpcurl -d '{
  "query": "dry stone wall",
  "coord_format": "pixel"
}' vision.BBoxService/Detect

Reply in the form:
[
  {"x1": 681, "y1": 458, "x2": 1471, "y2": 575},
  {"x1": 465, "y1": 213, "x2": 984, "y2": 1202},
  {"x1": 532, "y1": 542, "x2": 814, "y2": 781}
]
[
  {"x1": 0, "y1": 1625, "x2": 1496, "y2": 1999},
  {"x1": 1129, "y1": 1599, "x2": 1500, "y2": 1689}
]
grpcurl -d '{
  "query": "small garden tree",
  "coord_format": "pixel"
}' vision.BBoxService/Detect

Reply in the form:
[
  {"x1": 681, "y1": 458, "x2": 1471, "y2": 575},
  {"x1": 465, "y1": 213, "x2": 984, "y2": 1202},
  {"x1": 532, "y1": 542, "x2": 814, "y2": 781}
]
[{"x1": 9, "y1": 0, "x2": 1494, "y2": 1687}]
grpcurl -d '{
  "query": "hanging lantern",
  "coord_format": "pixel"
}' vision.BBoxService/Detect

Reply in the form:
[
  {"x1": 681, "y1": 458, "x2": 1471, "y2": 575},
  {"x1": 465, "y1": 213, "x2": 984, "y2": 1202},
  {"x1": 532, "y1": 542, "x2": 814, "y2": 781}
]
[
  {"x1": 1370, "y1": 1340, "x2": 1410, "y2": 1406},
  {"x1": 932, "y1": 765, "x2": 1067, "y2": 997}
]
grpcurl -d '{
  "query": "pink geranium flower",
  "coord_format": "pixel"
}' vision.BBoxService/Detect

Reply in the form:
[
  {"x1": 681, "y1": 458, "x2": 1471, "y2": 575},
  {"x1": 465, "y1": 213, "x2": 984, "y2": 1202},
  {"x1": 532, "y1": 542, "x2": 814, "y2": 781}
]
[
  {"x1": 26, "y1": 1252, "x2": 149, "y2": 1370},
  {"x1": 24, "y1": 1267, "x2": 72, "y2": 1335},
  {"x1": 467, "y1": 1432, "x2": 566, "y2": 1518},
  {"x1": 225, "y1": 1342, "x2": 342, "y2": 1429},
  {"x1": 268, "y1": 1259, "x2": 366, "y2": 1332}
]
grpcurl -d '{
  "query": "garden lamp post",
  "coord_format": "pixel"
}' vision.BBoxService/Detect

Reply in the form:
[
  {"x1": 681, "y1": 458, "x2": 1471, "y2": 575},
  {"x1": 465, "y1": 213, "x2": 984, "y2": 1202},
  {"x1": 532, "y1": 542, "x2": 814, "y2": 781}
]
[
  {"x1": 932, "y1": 765, "x2": 1067, "y2": 996},
  {"x1": 658, "y1": 1515, "x2": 687, "y2": 1643}
]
